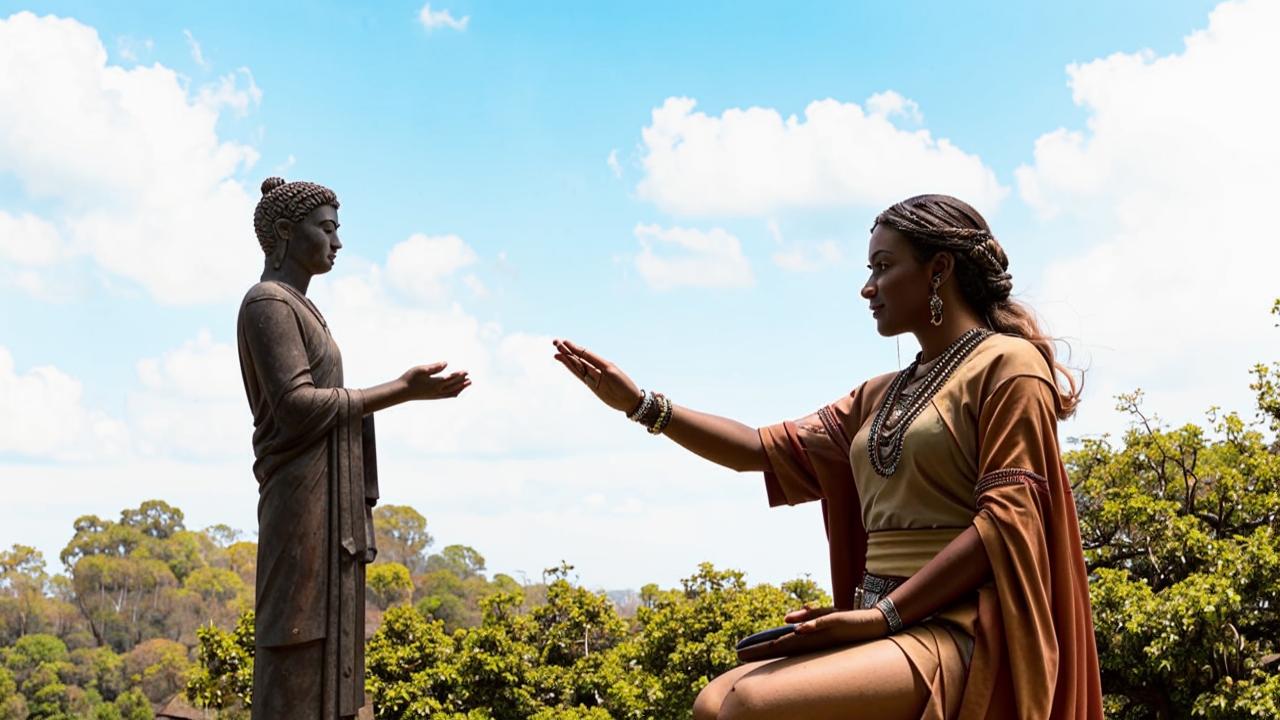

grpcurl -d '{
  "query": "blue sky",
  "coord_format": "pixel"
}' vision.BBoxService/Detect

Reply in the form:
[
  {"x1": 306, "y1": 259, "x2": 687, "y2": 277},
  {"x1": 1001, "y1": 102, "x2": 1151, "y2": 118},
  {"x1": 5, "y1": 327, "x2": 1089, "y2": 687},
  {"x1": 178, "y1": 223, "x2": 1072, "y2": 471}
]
[{"x1": 2, "y1": 0, "x2": 1276, "y2": 591}]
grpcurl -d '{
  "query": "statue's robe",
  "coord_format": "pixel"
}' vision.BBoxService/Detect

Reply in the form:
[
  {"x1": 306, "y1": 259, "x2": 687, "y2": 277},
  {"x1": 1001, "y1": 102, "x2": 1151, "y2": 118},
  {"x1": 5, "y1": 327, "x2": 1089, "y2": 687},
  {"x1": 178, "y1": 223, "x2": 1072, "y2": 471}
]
[{"x1": 237, "y1": 280, "x2": 378, "y2": 719}]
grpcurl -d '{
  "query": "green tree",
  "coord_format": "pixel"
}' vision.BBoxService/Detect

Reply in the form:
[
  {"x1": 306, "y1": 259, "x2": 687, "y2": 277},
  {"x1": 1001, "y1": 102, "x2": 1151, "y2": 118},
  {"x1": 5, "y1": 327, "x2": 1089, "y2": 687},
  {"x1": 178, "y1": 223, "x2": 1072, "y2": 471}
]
[
  {"x1": 3, "y1": 634, "x2": 69, "y2": 687},
  {"x1": 374, "y1": 506, "x2": 434, "y2": 574},
  {"x1": 368, "y1": 563, "x2": 414, "y2": 610},
  {"x1": 118, "y1": 501, "x2": 185, "y2": 541},
  {"x1": 426, "y1": 545, "x2": 486, "y2": 580},
  {"x1": 186, "y1": 610, "x2": 254, "y2": 716},
  {"x1": 364, "y1": 605, "x2": 459, "y2": 718},
  {"x1": 181, "y1": 567, "x2": 246, "y2": 607},
  {"x1": 20, "y1": 660, "x2": 72, "y2": 720},
  {"x1": 1070, "y1": 388, "x2": 1280, "y2": 718},
  {"x1": 0, "y1": 544, "x2": 50, "y2": 644},
  {"x1": 123, "y1": 639, "x2": 189, "y2": 706},
  {"x1": 112, "y1": 688, "x2": 154, "y2": 720},
  {"x1": 66, "y1": 646, "x2": 125, "y2": 702},
  {"x1": 0, "y1": 666, "x2": 29, "y2": 720}
]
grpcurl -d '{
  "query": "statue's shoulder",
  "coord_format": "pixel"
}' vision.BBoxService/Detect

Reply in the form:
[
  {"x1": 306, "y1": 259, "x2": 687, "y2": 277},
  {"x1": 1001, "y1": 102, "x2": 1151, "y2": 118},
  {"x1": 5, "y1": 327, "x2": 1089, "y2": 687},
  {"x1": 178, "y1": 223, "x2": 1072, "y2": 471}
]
[
  {"x1": 239, "y1": 281, "x2": 298, "y2": 317},
  {"x1": 242, "y1": 280, "x2": 292, "y2": 304}
]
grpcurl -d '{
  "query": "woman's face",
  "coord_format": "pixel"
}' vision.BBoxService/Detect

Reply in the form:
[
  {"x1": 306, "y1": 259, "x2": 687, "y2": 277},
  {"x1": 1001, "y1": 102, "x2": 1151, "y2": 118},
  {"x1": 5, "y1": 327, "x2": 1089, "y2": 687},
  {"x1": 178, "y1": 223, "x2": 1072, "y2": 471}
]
[
  {"x1": 287, "y1": 204, "x2": 342, "y2": 275},
  {"x1": 861, "y1": 224, "x2": 932, "y2": 336}
]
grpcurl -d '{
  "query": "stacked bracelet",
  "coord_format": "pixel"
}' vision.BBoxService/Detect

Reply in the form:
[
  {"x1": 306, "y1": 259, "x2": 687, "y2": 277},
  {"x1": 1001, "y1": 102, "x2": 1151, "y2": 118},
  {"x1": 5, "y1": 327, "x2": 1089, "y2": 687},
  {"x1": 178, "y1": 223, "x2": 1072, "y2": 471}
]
[
  {"x1": 627, "y1": 390, "x2": 674, "y2": 435},
  {"x1": 875, "y1": 596, "x2": 904, "y2": 634},
  {"x1": 627, "y1": 390, "x2": 654, "y2": 421},
  {"x1": 648, "y1": 394, "x2": 674, "y2": 435}
]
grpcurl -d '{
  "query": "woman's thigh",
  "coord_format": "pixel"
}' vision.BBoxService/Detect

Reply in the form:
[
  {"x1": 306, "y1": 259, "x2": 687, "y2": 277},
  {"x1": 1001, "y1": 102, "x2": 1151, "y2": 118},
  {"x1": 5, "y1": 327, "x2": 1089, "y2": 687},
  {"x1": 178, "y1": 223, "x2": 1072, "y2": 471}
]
[
  {"x1": 712, "y1": 638, "x2": 928, "y2": 720},
  {"x1": 694, "y1": 661, "x2": 771, "y2": 720}
]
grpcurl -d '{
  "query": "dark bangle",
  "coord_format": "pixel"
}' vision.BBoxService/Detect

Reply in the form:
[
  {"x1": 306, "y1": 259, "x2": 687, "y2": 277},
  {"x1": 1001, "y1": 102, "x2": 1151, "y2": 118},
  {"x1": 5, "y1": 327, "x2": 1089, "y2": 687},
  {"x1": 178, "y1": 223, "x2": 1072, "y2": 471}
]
[
  {"x1": 648, "y1": 394, "x2": 674, "y2": 435},
  {"x1": 637, "y1": 392, "x2": 665, "y2": 428}
]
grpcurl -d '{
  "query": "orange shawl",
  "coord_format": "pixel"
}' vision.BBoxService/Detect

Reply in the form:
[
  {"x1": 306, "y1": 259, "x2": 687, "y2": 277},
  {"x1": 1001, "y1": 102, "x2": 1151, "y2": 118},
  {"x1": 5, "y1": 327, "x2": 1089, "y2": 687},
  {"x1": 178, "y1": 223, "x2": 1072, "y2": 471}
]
[{"x1": 759, "y1": 337, "x2": 1103, "y2": 719}]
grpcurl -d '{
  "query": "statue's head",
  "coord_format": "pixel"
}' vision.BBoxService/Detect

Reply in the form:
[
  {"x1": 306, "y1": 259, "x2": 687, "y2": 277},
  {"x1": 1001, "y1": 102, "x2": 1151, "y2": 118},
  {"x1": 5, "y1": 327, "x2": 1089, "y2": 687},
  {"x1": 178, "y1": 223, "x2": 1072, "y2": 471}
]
[{"x1": 253, "y1": 177, "x2": 342, "y2": 273}]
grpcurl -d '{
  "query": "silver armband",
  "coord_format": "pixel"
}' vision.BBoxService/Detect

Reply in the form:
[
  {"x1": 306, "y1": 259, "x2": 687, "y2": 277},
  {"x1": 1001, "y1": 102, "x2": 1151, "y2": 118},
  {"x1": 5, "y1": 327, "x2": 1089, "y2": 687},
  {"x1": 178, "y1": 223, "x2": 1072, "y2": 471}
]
[{"x1": 875, "y1": 596, "x2": 903, "y2": 634}]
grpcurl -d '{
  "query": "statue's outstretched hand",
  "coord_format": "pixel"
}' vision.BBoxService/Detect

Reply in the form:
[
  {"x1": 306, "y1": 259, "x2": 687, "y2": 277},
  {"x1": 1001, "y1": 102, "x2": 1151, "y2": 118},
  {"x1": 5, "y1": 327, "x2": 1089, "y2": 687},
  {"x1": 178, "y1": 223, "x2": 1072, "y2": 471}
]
[
  {"x1": 552, "y1": 339, "x2": 642, "y2": 413},
  {"x1": 401, "y1": 362, "x2": 470, "y2": 400}
]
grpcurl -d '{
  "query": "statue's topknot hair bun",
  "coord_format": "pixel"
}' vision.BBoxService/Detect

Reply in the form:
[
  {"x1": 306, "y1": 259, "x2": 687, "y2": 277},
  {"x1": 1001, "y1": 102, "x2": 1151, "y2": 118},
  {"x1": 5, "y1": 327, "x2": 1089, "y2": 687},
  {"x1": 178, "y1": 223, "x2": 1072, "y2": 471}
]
[{"x1": 261, "y1": 177, "x2": 287, "y2": 196}]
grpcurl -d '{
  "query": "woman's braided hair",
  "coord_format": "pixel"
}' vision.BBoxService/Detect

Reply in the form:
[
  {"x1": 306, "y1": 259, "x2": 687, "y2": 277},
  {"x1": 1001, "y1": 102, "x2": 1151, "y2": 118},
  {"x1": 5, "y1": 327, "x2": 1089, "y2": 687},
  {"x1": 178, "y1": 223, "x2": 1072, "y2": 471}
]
[
  {"x1": 875, "y1": 194, "x2": 1081, "y2": 419},
  {"x1": 252, "y1": 177, "x2": 340, "y2": 256}
]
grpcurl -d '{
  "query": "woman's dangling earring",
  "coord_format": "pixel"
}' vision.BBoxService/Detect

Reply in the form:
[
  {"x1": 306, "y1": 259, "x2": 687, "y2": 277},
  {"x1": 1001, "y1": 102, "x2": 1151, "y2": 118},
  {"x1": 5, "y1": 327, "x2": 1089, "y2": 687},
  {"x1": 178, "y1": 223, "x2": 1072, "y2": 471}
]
[{"x1": 929, "y1": 274, "x2": 944, "y2": 326}]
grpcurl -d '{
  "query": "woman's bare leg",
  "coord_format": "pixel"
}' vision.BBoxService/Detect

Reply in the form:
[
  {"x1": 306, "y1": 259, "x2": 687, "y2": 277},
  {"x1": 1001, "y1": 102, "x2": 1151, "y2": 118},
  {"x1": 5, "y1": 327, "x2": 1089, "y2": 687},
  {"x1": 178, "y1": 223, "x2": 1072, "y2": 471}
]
[
  {"x1": 693, "y1": 661, "x2": 771, "y2": 720},
  {"x1": 706, "y1": 638, "x2": 928, "y2": 720}
]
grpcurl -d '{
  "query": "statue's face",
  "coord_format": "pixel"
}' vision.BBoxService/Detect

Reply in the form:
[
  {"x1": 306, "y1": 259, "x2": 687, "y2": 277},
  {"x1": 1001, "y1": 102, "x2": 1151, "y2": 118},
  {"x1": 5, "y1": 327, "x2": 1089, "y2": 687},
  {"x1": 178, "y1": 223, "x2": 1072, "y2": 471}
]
[{"x1": 290, "y1": 204, "x2": 342, "y2": 275}]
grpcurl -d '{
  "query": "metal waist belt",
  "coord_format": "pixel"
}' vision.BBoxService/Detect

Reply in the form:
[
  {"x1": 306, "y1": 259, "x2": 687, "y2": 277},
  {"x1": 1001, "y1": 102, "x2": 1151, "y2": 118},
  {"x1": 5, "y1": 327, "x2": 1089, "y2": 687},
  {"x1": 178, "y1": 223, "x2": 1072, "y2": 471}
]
[{"x1": 856, "y1": 571, "x2": 906, "y2": 610}]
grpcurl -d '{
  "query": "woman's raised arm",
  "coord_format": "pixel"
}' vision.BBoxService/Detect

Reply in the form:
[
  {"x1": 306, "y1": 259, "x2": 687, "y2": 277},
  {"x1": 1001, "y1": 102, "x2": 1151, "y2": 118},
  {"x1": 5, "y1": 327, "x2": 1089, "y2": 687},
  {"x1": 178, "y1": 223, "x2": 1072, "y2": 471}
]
[{"x1": 553, "y1": 339, "x2": 769, "y2": 473}]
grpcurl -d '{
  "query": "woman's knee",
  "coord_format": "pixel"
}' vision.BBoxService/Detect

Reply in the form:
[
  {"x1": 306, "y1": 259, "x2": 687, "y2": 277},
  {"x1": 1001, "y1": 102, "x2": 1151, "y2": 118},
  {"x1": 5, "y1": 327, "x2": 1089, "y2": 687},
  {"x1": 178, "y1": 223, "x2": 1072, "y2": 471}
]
[
  {"x1": 692, "y1": 684, "x2": 722, "y2": 720},
  {"x1": 715, "y1": 675, "x2": 772, "y2": 720}
]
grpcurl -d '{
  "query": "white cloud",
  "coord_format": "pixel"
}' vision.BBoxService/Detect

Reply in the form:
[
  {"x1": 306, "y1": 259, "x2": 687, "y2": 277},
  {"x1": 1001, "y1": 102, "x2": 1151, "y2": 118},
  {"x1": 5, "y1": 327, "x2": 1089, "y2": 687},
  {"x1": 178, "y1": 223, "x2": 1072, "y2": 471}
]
[
  {"x1": 773, "y1": 240, "x2": 843, "y2": 272},
  {"x1": 385, "y1": 233, "x2": 479, "y2": 302},
  {"x1": 0, "y1": 210, "x2": 74, "y2": 298},
  {"x1": 0, "y1": 347, "x2": 128, "y2": 461},
  {"x1": 0, "y1": 211, "x2": 65, "y2": 266},
  {"x1": 637, "y1": 95, "x2": 1006, "y2": 217},
  {"x1": 607, "y1": 149, "x2": 622, "y2": 178},
  {"x1": 313, "y1": 266, "x2": 622, "y2": 457},
  {"x1": 1017, "y1": 0, "x2": 1280, "y2": 433},
  {"x1": 115, "y1": 36, "x2": 152, "y2": 63},
  {"x1": 197, "y1": 68, "x2": 262, "y2": 117},
  {"x1": 632, "y1": 223, "x2": 754, "y2": 291},
  {"x1": 129, "y1": 330, "x2": 248, "y2": 459},
  {"x1": 865, "y1": 90, "x2": 923, "y2": 125},
  {"x1": 418, "y1": 3, "x2": 469, "y2": 31},
  {"x1": 0, "y1": 12, "x2": 263, "y2": 304},
  {"x1": 183, "y1": 28, "x2": 209, "y2": 69}
]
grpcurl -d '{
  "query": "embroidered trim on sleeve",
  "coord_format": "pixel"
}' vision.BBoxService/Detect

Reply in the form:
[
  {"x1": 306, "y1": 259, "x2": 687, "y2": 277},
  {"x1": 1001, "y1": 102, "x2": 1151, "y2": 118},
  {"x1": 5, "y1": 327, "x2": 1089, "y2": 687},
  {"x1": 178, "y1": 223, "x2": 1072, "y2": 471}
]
[
  {"x1": 817, "y1": 405, "x2": 851, "y2": 451},
  {"x1": 974, "y1": 468, "x2": 1047, "y2": 502}
]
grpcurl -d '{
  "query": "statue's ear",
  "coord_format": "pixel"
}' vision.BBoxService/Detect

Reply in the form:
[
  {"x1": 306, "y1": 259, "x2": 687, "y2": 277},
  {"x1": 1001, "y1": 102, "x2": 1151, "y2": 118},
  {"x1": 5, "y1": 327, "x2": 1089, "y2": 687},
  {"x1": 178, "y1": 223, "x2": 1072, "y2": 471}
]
[{"x1": 271, "y1": 219, "x2": 291, "y2": 270}]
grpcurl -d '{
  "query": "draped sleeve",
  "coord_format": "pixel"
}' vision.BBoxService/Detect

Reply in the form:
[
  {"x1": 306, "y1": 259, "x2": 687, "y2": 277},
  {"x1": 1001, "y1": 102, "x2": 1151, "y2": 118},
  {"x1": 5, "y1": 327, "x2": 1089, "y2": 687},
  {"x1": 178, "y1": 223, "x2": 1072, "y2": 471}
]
[
  {"x1": 240, "y1": 296, "x2": 347, "y2": 451},
  {"x1": 960, "y1": 359, "x2": 1104, "y2": 719},
  {"x1": 756, "y1": 374, "x2": 893, "y2": 609}
]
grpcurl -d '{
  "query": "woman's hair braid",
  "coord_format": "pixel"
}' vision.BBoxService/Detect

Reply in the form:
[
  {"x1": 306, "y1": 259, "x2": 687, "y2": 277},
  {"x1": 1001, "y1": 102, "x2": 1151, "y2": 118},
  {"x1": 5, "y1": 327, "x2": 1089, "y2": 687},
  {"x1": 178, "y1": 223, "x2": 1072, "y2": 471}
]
[
  {"x1": 252, "y1": 177, "x2": 340, "y2": 255},
  {"x1": 874, "y1": 194, "x2": 1082, "y2": 419}
]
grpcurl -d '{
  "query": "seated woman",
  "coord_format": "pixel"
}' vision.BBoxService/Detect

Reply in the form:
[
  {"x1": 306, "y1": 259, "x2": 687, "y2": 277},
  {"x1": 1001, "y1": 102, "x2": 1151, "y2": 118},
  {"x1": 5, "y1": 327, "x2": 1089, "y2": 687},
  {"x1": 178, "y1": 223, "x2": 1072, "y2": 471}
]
[{"x1": 553, "y1": 194, "x2": 1103, "y2": 719}]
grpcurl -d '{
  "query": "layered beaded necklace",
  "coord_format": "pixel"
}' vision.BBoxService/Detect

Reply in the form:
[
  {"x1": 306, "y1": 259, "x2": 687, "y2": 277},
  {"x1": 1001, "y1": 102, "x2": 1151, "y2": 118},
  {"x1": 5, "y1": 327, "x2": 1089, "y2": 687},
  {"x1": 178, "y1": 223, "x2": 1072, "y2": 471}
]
[{"x1": 867, "y1": 327, "x2": 992, "y2": 477}]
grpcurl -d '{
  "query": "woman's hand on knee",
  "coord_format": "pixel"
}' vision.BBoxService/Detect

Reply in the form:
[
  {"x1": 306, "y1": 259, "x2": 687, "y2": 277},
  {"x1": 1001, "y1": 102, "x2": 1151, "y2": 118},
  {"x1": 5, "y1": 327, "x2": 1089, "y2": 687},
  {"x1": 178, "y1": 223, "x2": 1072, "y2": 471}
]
[
  {"x1": 738, "y1": 609, "x2": 889, "y2": 662},
  {"x1": 794, "y1": 608, "x2": 889, "y2": 644}
]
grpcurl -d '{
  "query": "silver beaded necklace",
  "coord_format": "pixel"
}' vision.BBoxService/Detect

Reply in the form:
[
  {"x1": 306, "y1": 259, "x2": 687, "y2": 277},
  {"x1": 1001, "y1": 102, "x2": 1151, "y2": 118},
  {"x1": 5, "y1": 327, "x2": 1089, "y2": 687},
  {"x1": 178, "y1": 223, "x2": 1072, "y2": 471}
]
[{"x1": 867, "y1": 327, "x2": 992, "y2": 477}]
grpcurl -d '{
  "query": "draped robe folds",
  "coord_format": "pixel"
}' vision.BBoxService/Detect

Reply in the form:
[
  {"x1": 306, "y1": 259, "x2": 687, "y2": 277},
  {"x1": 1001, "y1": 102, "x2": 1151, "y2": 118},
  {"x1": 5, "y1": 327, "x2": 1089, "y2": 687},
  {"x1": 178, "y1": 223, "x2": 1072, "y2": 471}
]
[
  {"x1": 237, "y1": 281, "x2": 379, "y2": 719},
  {"x1": 758, "y1": 334, "x2": 1103, "y2": 720}
]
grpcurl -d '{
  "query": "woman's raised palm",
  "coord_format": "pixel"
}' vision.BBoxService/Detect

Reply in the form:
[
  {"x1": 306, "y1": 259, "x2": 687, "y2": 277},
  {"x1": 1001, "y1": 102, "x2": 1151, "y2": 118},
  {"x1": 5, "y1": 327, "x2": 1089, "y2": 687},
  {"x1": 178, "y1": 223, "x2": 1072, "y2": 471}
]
[{"x1": 552, "y1": 339, "x2": 642, "y2": 413}]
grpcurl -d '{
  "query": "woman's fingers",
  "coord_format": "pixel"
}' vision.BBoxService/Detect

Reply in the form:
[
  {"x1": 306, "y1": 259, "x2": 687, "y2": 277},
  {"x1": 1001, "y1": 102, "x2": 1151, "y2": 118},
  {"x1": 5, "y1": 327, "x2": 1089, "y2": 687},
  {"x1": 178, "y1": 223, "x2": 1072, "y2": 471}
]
[
  {"x1": 569, "y1": 342, "x2": 610, "y2": 370},
  {"x1": 738, "y1": 628, "x2": 834, "y2": 662},
  {"x1": 784, "y1": 606, "x2": 835, "y2": 623},
  {"x1": 555, "y1": 339, "x2": 607, "y2": 372}
]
